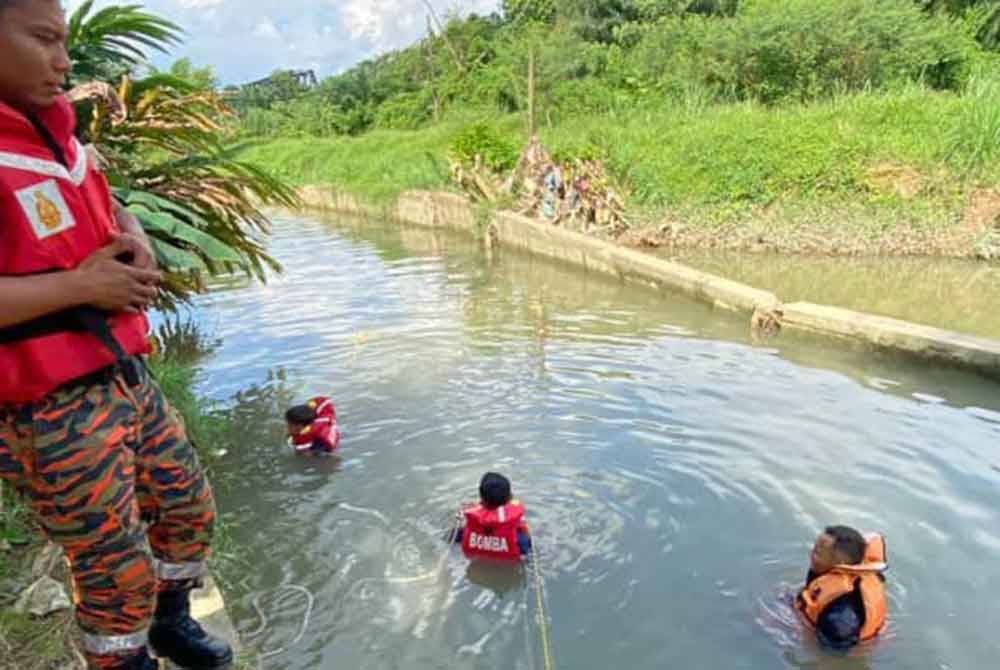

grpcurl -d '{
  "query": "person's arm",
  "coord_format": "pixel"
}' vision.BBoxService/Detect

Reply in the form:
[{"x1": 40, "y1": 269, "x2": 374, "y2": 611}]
[
  {"x1": 815, "y1": 594, "x2": 863, "y2": 649},
  {"x1": 0, "y1": 237, "x2": 160, "y2": 329},
  {"x1": 0, "y1": 272, "x2": 90, "y2": 328}
]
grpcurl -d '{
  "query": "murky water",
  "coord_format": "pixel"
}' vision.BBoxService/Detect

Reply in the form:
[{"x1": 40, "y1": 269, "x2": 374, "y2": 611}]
[
  {"x1": 670, "y1": 249, "x2": 1000, "y2": 340},
  {"x1": 186, "y1": 213, "x2": 1000, "y2": 670}
]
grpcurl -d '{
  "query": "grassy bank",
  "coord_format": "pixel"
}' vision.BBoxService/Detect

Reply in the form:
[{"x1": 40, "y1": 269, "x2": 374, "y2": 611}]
[
  {"x1": 241, "y1": 78, "x2": 1000, "y2": 258},
  {"x1": 0, "y1": 335, "x2": 236, "y2": 670}
]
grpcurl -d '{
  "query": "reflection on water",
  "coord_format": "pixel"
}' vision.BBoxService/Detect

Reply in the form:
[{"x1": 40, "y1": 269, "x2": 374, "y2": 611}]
[
  {"x1": 188, "y1": 213, "x2": 1000, "y2": 670},
  {"x1": 669, "y1": 249, "x2": 1000, "y2": 340}
]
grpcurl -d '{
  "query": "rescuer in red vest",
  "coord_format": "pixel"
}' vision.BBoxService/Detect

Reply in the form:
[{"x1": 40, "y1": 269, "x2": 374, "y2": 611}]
[
  {"x1": 286, "y1": 396, "x2": 341, "y2": 454},
  {"x1": 0, "y1": 2, "x2": 231, "y2": 668},
  {"x1": 458, "y1": 473, "x2": 532, "y2": 561}
]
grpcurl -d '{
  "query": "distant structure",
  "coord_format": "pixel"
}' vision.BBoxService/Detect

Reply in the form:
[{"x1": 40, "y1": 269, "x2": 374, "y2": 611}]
[
  {"x1": 222, "y1": 69, "x2": 319, "y2": 105},
  {"x1": 242, "y1": 69, "x2": 318, "y2": 90}
]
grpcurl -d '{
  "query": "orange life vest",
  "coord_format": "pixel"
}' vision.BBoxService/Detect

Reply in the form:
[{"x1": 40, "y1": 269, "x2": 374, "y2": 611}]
[
  {"x1": 461, "y1": 501, "x2": 526, "y2": 562},
  {"x1": 796, "y1": 533, "x2": 888, "y2": 642},
  {"x1": 0, "y1": 97, "x2": 149, "y2": 404}
]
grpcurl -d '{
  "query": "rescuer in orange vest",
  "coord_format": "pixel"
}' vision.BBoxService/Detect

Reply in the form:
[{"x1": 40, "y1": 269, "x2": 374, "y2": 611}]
[{"x1": 796, "y1": 525, "x2": 888, "y2": 648}]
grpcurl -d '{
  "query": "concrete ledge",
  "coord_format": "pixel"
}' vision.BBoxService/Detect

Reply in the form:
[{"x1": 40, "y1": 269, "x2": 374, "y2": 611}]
[
  {"x1": 299, "y1": 187, "x2": 777, "y2": 318},
  {"x1": 298, "y1": 186, "x2": 1000, "y2": 380},
  {"x1": 783, "y1": 302, "x2": 1000, "y2": 380},
  {"x1": 491, "y1": 210, "x2": 779, "y2": 314}
]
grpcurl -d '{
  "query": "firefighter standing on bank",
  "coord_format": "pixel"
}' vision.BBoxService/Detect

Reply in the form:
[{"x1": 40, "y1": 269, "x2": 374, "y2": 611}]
[{"x1": 0, "y1": 1, "x2": 232, "y2": 668}]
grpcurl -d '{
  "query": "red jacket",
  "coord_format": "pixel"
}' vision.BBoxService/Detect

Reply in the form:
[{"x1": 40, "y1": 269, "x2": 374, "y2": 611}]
[
  {"x1": 461, "y1": 501, "x2": 528, "y2": 562},
  {"x1": 0, "y1": 97, "x2": 149, "y2": 404},
  {"x1": 288, "y1": 397, "x2": 340, "y2": 453}
]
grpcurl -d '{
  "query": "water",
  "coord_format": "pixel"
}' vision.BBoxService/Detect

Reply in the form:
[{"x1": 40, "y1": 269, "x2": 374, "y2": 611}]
[
  {"x1": 669, "y1": 249, "x2": 1000, "y2": 340},
  {"x1": 186, "y1": 213, "x2": 1000, "y2": 670}
]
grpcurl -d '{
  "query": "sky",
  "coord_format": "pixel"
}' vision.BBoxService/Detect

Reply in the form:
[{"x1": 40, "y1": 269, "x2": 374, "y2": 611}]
[{"x1": 65, "y1": 0, "x2": 500, "y2": 86}]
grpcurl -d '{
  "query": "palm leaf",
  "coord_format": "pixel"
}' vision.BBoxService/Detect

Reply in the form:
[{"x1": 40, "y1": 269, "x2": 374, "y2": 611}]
[
  {"x1": 132, "y1": 208, "x2": 244, "y2": 264},
  {"x1": 151, "y1": 238, "x2": 208, "y2": 272}
]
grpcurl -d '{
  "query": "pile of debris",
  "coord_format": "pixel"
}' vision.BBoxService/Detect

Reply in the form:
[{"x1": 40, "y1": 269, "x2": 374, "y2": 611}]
[{"x1": 450, "y1": 135, "x2": 632, "y2": 238}]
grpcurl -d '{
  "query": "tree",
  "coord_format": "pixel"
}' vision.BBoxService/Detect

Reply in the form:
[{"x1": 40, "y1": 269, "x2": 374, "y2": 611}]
[
  {"x1": 166, "y1": 58, "x2": 219, "y2": 91},
  {"x1": 917, "y1": 1, "x2": 1000, "y2": 48},
  {"x1": 502, "y1": 0, "x2": 558, "y2": 24},
  {"x1": 67, "y1": 0, "x2": 182, "y2": 86},
  {"x1": 68, "y1": 3, "x2": 298, "y2": 304}
]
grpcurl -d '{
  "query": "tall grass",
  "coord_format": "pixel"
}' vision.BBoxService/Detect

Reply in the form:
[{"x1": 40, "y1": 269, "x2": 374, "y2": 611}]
[
  {"x1": 242, "y1": 83, "x2": 993, "y2": 230},
  {"x1": 948, "y1": 65, "x2": 1000, "y2": 172}
]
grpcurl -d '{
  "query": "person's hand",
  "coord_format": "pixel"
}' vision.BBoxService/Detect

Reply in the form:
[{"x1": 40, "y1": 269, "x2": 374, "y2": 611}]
[
  {"x1": 115, "y1": 231, "x2": 158, "y2": 273},
  {"x1": 74, "y1": 237, "x2": 162, "y2": 313},
  {"x1": 113, "y1": 203, "x2": 159, "y2": 273}
]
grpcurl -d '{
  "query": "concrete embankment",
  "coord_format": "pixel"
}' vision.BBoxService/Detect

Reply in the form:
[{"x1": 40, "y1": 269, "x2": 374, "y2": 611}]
[{"x1": 297, "y1": 185, "x2": 1000, "y2": 381}]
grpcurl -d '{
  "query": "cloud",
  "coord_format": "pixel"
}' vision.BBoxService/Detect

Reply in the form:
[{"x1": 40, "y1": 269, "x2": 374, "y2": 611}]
[{"x1": 63, "y1": 0, "x2": 500, "y2": 85}]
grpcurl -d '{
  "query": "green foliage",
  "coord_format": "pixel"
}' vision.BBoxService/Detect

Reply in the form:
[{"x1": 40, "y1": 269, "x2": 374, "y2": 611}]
[
  {"x1": 165, "y1": 57, "x2": 219, "y2": 91},
  {"x1": 449, "y1": 122, "x2": 521, "y2": 171},
  {"x1": 233, "y1": 0, "x2": 998, "y2": 241},
  {"x1": 237, "y1": 121, "x2": 467, "y2": 203},
  {"x1": 503, "y1": 0, "x2": 558, "y2": 23},
  {"x1": 947, "y1": 64, "x2": 1000, "y2": 168},
  {"x1": 68, "y1": 4, "x2": 298, "y2": 305},
  {"x1": 67, "y1": 0, "x2": 182, "y2": 86},
  {"x1": 625, "y1": 0, "x2": 976, "y2": 104},
  {"x1": 918, "y1": 0, "x2": 1000, "y2": 50}
]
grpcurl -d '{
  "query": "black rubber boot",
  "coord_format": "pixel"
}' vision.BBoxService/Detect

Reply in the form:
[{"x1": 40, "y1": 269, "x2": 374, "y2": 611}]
[
  {"x1": 149, "y1": 589, "x2": 233, "y2": 670},
  {"x1": 91, "y1": 647, "x2": 158, "y2": 670},
  {"x1": 123, "y1": 648, "x2": 160, "y2": 670}
]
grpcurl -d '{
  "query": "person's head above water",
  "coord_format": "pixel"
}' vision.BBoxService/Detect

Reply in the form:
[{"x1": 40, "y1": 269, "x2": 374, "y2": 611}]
[
  {"x1": 479, "y1": 472, "x2": 512, "y2": 509},
  {"x1": 285, "y1": 404, "x2": 317, "y2": 438},
  {"x1": 0, "y1": 0, "x2": 70, "y2": 112},
  {"x1": 810, "y1": 525, "x2": 866, "y2": 575}
]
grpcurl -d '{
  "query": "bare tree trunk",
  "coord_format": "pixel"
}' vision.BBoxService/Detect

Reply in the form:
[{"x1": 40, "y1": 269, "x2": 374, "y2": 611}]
[
  {"x1": 424, "y1": 16, "x2": 441, "y2": 123},
  {"x1": 528, "y1": 49, "x2": 536, "y2": 138},
  {"x1": 419, "y1": 0, "x2": 466, "y2": 74}
]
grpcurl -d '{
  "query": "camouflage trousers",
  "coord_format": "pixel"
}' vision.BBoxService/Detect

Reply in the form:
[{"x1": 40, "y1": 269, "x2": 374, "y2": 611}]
[{"x1": 0, "y1": 360, "x2": 216, "y2": 668}]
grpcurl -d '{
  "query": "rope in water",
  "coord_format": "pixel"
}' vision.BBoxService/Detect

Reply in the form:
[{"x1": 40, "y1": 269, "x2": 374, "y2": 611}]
[
  {"x1": 243, "y1": 584, "x2": 315, "y2": 666},
  {"x1": 530, "y1": 546, "x2": 555, "y2": 670},
  {"x1": 242, "y1": 509, "x2": 460, "y2": 667},
  {"x1": 242, "y1": 506, "x2": 558, "y2": 670}
]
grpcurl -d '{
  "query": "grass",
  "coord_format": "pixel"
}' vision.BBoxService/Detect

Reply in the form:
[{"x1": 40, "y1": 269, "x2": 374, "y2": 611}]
[
  {"x1": 1, "y1": 478, "x2": 81, "y2": 669},
  {"x1": 238, "y1": 121, "x2": 460, "y2": 204},
  {"x1": 240, "y1": 77, "x2": 1000, "y2": 256}
]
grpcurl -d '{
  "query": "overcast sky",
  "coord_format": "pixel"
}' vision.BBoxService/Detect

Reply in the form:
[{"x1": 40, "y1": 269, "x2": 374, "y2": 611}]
[{"x1": 65, "y1": 0, "x2": 500, "y2": 85}]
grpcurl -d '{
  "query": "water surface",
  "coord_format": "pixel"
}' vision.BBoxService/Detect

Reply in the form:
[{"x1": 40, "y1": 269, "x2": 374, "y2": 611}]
[
  {"x1": 671, "y1": 249, "x2": 1000, "y2": 339},
  {"x1": 189, "y1": 213, "x2": 1000, "y2": 670}
]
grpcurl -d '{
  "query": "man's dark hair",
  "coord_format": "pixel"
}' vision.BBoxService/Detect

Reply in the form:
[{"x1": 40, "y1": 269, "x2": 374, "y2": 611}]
[
  {"x1": 479, "y1": 472, "x2": 512, "y2": 509},
  {"x1": 825, "y1": 525, "x2": 866, "y2": 565},
  {"x1": 285, "y1": 404, "x2": 316, "y2": 426}
]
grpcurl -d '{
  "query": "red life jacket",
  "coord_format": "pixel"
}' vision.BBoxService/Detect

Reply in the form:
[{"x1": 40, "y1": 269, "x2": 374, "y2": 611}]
[
  {"x1": 0, "y1": 97, "x2": 149, "y2": 404},
  {"x1": 461, "y1": 501, "x2": 526, "y2": 562},
  {"x1": 289, "y1": 396, "x2": 340, "y2": 453}
]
